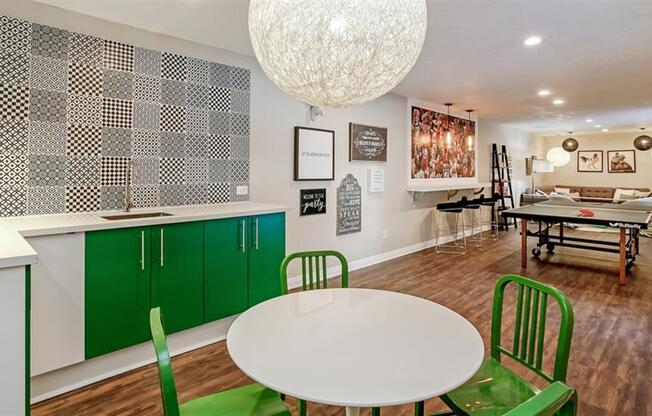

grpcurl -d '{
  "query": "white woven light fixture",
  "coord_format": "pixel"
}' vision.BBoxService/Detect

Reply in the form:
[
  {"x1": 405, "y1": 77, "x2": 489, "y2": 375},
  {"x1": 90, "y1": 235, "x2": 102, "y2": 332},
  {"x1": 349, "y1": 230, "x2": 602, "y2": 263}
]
[
  {"x1": 248, "y1": 0, "x2": 428, "y2": 108},
  {"x1": 546, "y1": 147, "x2": 571, "y2": 167}
]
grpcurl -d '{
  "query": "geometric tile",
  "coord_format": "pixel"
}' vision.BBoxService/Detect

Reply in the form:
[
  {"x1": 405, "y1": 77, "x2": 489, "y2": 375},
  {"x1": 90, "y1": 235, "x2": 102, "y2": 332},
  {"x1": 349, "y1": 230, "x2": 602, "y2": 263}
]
[
  {"x1": 133, "y1": 185, "x2": 159, "y2": 208},
  {"x1": 186, "y1": 83, "x2": 207, "y2": 108},
  {"x1": 0, "y1": 16, "x2": 32, "y2": 55},
  {"x1": 101, "y1": 127, "x2": 132, "y2": 157},
  {"x1": 67, "y1": 94, "x2": 102, "y2": 126},
  {"x1": 230, "y1": 182, "x2": 248, "y2": 202},
  {"x1": 30, "y1": 55, "x2": 68, "y2": 92},
  {"x1": 229, "y1": 159, "x2": 249, "y2": 182},
  {"x1": 66, "y1": 155, "x2": 101, "y2": 186},
  {"x1": 230, "y1": 67, "x2": 250, "y2": 91},
  {"x1": 0, "y1": 152, "x2": 28, "y2": 186},
  {"x1": 133, "y1": 74, "x2": 160, "y2": 103},
  {"x1": 69, "y1": 32, "x2": 103, "y2": 67},
  {"x1": 208, "y1": 158, "x2": 229, "y2": 183},
  {"x1": 162, "y1": 52, "x2": 186, "y2": 82},
  {"x1": 160, "y1": 184, "x2": 185, "y2": 207},
  {"x1": 184, "y1": 133, "x2": 208, "y2": 158},
  {"x1": 2, "y1": 83, "x2": 30, "y2": 121},
  {"x1": 133, "y1": 101, "x2": 160, "y2": 130},
  {"x1": 132, "y1": 157, "x2": 159, "y2": 185},
  {"x1": 28, "y1": 122, "x2": 66, "y2": 155},
  {"x1": 68, "y1": 63, "x2": 103, "y2": 96},
  {"x1": 208, "y1": 111, "x2": 230, "y2": 135},
  {"x1": 28, "y1": 154, "x2": 66, "y2": 186},
  {"x1": 30, "y1": 89, "x2": 64, "y2": 124},
  {"x1": 207, "y1": 134, "x2": 230, "y2": 159},
  {"x1": 132, "y1": 129, "x2": 159, "y2": 158},
  {"x1": 0, "y1": 51, "x2": 29, "y2": 86},
  {"x1": 160, "y1": 132, "x2": 185, "y2": 158},
  {"x1": 31, "y1": 23, "x2": 69, "y2": 60},
  {"x1": 161, "y1": 104, "x2": 185, "y2": 133},
  {"x1": 65, "y1": 186, "x2": 100, "y2": 212},
  {"x1": 101, "y1": 156, "x2": 130, "y2": 186},
  {"x1": 231, "y1": 90, "x2": 249, "y2": 113},
  {"x1": 27, "y1": 186, "x2": 66, "y2": 215},
  {"x1": 230, "y1": 113, "x2": 250, "y2": 136},
  {"x1": 186, "y1": 107, "x2": 208, "y2": 133},
  {"x1": 100, "y1": 185, "x2": 123, "y2": 210},
  {"x1": 160, "y1": 157, "x2": 185, "y2": 185},
  {"x1": 208, "y1": 86, "x2": 230, "y2": 112},
  {"x1": 208, "y1": 62, "x2": 230, "y2": 88},
  {"x1": 185, "y1": 158, "x2": 208, "y2": 184},
  {"x1": 187, "y1": 58, "x2": 209, "y2": 85},
  {"x1": 185, "y1": 183, "x2": 207, "y2": 205},
  {"x1": 161, "y1": 79, "x2": 186, "y2": 106},
  {"x1": 207, "y1": 182, "x2": 230, "y2": 204},
  {"x1": 103, "y1": 69, "x2": 133, "y2": 100},
  {"x1": 66, "y1": 124, "x2": 102, "y2": 156},
  {"x1": 102, "y1": 97, "x2": 133, "y2": 129},
  {"x1": 230, "y1": 135, "x2": 249, "y2": 160},
  {"x1": 134, "y1": 47, "x2": 161, "y2": 77},
  {"x1": 103, "y1": 40, "x2": 134, "y2": 72},
  {"x1": 0, "y1": 119, "x2": 28, "y2": 154},
  {"x1": 0, "y1": 185, "x2": 26, "y2": 217}
]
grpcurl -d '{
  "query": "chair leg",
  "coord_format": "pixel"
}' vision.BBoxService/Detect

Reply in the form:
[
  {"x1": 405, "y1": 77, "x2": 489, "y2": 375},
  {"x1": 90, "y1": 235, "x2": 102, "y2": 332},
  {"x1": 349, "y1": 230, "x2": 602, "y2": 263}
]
[
  {"x1": 371, "y1": 407, "x2": 381, "y2": 416},
  {"x1": 297, "y1": 398, "x2": 307, "y2": 416},
  {"x1": 435, "y1": 211, "x2": 441, "y2": 252},
  {"x1": 280, "y1": 393, "x2": 286, "y2": 401},
  {"x1": 414, "y1": 401, "x2": 425, "y2": 416},
  {"x1": 461, "y1": 212, "x2": 467, "y2": 253}
]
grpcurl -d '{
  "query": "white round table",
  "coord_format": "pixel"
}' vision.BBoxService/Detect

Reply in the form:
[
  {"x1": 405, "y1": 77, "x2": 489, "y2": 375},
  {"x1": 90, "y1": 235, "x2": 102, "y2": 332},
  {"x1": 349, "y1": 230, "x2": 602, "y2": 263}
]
[{"x1": 227, "y1": 288, "x2": 484, "y2": 416}]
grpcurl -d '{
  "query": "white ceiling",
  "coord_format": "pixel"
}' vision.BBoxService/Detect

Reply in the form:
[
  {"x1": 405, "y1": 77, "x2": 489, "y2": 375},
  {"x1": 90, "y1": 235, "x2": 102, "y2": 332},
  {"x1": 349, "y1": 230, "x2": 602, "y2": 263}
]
[{"x1": 36, "y1": 0, "x2": 652, "y2": 134}]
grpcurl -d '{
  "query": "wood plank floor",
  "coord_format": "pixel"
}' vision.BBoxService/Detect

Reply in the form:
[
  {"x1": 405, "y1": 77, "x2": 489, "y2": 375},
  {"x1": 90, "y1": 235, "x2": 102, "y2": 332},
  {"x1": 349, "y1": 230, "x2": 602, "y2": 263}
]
[{"x1": 32, "y1": 229, "x2": 651, "y2": 415}]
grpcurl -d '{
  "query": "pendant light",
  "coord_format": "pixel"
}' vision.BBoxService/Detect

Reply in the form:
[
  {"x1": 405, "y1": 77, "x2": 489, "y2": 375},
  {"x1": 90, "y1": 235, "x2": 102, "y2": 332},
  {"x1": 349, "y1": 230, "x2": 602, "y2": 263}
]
[
  {"x1": 465, "y1": 109, "x2": 474, "y2": 151},
  {"x1": 562, "y1": 131, "x2": 579, "y2": 152},
  {"x1": 444, "y1": 103, "x2": 453, "y2": 149},
  {"x1": 633, "y1": 128, "x2": 652, "y2": 151}
]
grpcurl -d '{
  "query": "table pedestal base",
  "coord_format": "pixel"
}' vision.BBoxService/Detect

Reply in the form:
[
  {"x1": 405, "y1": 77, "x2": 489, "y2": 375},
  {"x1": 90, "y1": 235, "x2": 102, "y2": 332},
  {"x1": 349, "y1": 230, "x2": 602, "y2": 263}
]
[{"x1": 346, "y1": 407, "x2": 360, "y2": 416}]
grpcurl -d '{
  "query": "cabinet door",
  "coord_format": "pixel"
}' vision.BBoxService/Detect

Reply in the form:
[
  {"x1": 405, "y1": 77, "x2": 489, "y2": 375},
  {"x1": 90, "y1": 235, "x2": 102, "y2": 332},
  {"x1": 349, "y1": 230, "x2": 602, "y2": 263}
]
[
  {"x1": 85, "y1": 227, "x2": 150, "y2": 359},
  {"x1": 151, "y1": 222, "x2": 204, "y2": 334},
  {"x1": 204, "y1": 217, "x2": 249, "y2": 321},
  {"x1": 248, "y1": 213, "x2": 286, "y2": 307}
]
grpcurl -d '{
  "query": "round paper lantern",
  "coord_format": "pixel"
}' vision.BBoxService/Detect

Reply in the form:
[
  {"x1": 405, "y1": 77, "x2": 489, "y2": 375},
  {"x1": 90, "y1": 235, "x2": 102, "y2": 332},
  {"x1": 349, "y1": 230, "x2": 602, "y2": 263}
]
[
  {"x1": 248, "y1": 0, "x2": 428, "y2": 108},
  {"x1": 634, "y1": 134, "x2": 652, "y2": 151},
  {"x1": 562, "y1": 137, "x2": 578, "y2": 152},
  {"x1": 546, "y1": 147, "x2": 571, "y2": 167}
]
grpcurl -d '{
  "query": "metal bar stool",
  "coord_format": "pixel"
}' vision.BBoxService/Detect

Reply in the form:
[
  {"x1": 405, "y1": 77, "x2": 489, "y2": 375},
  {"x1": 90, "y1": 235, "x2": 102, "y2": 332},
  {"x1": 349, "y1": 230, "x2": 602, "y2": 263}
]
[
  {"x1": 467, "y1": 194, "x2": 500, "y2": 243},
  {"x1": 434, "y1": 199, "x2": 467, "y2": 254},
  {"x1": 463, "y1": 196, "x2": 483, "y2": 246}
]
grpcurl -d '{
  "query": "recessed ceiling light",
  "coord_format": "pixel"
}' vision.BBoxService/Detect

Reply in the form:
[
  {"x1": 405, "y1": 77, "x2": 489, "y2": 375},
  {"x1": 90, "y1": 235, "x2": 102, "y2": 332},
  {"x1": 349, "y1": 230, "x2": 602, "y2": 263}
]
[
  {"x1": 585, "y1": 119, "x2": 593, "y2": 123},
  {"x1": 594, "y1": 124, "x2": 601, "y2": 128},
  {"x1": 538, "y1": 89, "x2": 551, "y2": 96},
  {"x1": 552, "y1": 99, "x2": 565, "y2": 105},
  {"x1": 602, "y1": 128, "x2": 609, "y2": 132},
  {"x1": 523, "y1": 36, "x2": 542, "y2": 46}
]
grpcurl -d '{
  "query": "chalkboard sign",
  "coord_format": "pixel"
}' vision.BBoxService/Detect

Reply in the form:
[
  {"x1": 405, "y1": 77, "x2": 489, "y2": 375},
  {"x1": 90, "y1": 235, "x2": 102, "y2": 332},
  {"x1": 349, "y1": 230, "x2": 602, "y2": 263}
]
[
  {"x1": 349, "y1": 123, "x2": 387, "y2": 162},
  {"x1": 337, "y1": 174, "x2": 362, "y2": 235},
  {"x1": 300, "y1": 189, "x2": 326, "y2": 216}
]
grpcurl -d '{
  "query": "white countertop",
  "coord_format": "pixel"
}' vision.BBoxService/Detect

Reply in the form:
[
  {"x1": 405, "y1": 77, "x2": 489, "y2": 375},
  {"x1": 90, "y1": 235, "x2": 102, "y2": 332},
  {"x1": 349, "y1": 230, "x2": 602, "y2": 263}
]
[{"x1": 0, "y1": 202, "x2": 289, "y2": 269}]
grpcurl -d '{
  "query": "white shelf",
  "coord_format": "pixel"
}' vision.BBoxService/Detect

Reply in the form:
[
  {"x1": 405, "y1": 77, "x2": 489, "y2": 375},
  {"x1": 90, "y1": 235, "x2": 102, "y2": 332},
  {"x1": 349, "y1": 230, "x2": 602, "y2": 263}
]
[{"x1": 407, "y1": 182, "x2": 492, "y2": 193}]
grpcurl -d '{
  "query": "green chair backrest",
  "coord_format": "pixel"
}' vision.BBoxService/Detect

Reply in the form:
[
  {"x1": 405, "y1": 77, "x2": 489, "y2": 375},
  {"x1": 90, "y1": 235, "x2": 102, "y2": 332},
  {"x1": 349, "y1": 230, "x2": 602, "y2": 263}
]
[
  {"x1": 503, "y1": 381, "x2": 578, "y2": 416},
  {"x1": 280, "y1": 250, "x2": 349, "y2": 294},
  {"x1": 491, "y1": 275, "x2": 574, "y2": 383},
  {"x1": 150, "y1": 307, "x2": 181, "y2": 416}
]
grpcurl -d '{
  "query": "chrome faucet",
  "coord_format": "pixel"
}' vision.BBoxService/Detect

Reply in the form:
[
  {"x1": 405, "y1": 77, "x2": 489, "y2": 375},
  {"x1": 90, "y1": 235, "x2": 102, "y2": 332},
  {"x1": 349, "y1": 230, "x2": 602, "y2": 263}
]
[{"x1": 122, "y1": 160, "x2": 134, "y2": 212}]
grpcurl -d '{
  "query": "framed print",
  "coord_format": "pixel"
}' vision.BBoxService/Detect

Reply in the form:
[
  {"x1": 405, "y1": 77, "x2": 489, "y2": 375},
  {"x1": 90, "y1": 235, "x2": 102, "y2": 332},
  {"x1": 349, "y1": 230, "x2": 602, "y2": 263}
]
[
  {"x1": 577, "y1": 150, "x2": 603, "y2": 172},
  {"x1": 607, "y1": 150, "x2": 636, "y2": 173},
  {"x1": 294, "y1": 127, "x2": 335, "y2": 181},
  {"x1": 299, "y1": 189, "x2": 326, "y2": 216},
  {"x1": 349, "y1": 123, "x2": 387, "y2": 161}
]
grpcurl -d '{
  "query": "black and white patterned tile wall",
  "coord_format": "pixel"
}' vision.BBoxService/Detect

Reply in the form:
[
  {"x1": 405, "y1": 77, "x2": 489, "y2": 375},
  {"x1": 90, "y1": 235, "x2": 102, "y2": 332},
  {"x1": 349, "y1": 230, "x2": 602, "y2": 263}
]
[{"x1": 0, "y1": 16, "x2": 250, "y2": 217}]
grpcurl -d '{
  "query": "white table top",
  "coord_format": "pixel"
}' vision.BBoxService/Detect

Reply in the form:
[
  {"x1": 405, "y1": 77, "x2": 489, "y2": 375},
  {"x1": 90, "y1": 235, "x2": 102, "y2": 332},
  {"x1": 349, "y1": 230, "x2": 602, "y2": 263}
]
[{"x1": 227, "y1": 288, "x2": 484, "y2": 408}]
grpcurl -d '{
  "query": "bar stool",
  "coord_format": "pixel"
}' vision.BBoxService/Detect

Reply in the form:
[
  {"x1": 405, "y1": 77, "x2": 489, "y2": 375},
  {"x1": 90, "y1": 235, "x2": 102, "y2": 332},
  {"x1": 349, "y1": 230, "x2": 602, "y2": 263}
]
[
  {"x1": 480, "y1": 193, "x2": 501, "y2": 240},
  {"x1": 463, "y1": 196, "x2": 483, "y2": 246},
  {"x1": 434, "y1": 199, "x2": 467, "y2": 254},
  {"x1": 467, "y1": 194, "x2": 500, "y2": 243}
]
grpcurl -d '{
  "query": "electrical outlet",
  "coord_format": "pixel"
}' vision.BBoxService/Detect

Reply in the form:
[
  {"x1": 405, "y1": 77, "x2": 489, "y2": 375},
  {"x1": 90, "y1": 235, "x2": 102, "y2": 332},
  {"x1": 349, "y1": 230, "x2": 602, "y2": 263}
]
[
  {"x1": 382, "y1": 228, "x2": 388, "y2": 239},
  {"x1": 236, "y1": 185, "x2": 249, "y2": 196}
]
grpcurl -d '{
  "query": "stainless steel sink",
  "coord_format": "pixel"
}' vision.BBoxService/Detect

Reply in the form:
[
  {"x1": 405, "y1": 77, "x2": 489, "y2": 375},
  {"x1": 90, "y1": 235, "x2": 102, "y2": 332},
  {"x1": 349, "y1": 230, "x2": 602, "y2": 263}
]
[{"x1": 101, "y1": 212, "x2": 173, "y2": 221}]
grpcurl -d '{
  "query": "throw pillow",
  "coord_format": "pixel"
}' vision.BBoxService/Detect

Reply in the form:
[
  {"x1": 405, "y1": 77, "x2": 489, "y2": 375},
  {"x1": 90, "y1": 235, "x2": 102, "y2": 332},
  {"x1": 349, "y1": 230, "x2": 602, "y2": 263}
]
[
  {"x1": 613, "y1": 188, "x2": 636, "y2": 202},
  {"x1": 554, "y1": 187, "x2": 571, "y2": 195},
  {"x1": 634, "y1": 190, "x2": 651, "y2": 198}
]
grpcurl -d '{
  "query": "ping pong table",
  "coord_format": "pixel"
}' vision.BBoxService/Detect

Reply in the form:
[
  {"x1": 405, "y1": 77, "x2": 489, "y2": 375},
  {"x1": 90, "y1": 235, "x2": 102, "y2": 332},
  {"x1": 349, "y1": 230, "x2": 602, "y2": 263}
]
[{"x1": 502, "y1": 201, "x2": 652, "y2": 285}]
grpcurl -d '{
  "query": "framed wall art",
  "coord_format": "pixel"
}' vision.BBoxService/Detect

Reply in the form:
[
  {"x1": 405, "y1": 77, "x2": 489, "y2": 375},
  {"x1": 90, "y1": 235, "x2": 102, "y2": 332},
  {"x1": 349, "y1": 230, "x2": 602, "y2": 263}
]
[
  {"x1": 607, "y1": 150, "x2": 636, "y2": 173},
  {"x1": 299, "y1": 189, "x2": 326, "y2": 216},
  {"x1": 294, "y1": 127, "x2": 335, "y2": 181},
  {"x1": 349, "y1": 123, "x2": 387, "y2": 161},
  {"x1": 577, "y1": 150, "x2": 603, "y2": 172}
]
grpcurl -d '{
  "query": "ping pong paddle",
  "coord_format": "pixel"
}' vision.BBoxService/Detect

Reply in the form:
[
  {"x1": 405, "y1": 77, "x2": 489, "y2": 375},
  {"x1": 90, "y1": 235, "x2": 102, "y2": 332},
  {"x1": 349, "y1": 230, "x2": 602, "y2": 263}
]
[{"x1": 578, "y1": 209, "x2": 594, "y2": 217}]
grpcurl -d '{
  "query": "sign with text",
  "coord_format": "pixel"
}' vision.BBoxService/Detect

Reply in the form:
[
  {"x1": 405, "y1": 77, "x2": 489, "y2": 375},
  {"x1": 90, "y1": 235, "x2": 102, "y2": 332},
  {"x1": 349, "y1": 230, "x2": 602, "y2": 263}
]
[
  {"x1": 294, "y1": 126, "x2": 335, "y2": 180},
  {"x1": 368, "y1": 168, "x2": 385, "y2": 192},
  {"x1": 300, "y1": 189, "x2": 326, "y2": 216},
  {"x1": 337, "y1": 174, "x2": 362, "y2": 235},
  {"x1": 349, "y1": 123, "x2": 387, "y2": 162}
]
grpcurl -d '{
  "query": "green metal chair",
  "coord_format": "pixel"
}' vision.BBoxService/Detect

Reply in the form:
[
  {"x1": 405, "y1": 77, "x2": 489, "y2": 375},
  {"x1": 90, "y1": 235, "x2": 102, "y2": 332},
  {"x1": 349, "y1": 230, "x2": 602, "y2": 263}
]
[
  {"x1": 149, "y1": 307, "x2": 291, "y2": 416},
  {"x1": 503, "y1": 382, "x2": 577, "y2": 416},
  {"x1": 279, "y1": 250, "x2": 349, "y2": 294},
  {"x1": 416, "y1": 274, "x2": 576, "y2": 416}
]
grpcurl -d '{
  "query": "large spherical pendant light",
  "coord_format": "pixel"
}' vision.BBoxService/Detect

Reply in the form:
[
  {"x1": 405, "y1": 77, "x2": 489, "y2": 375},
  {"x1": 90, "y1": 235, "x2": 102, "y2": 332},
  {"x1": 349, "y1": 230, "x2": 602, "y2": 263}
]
[
  {"x1": 248, "y1": 0, "x2": 428, "y2": 108},
  {"x1": 562, "y1": 132, "x2": 578, "y2": 152},
  {"x1": 634, "y1": 128, "x2": 652, "y2": 151},
  {"x1": 546, "y1": 147, "x2": 571, "y2": 167}
]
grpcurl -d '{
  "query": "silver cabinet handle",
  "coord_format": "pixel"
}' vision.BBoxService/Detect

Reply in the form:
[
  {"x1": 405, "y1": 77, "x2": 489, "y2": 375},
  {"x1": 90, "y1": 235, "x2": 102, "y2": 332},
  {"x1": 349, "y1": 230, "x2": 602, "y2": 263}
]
[
  {"x1": 254, "y1": 218, "x2": 259, "y2": 250},
  {"x1": 160, "y1": 228, "x2": 164, "y2": 267},
  {"x1": 140, "y1": 230, "x2": 145, "y2": 271},
  {"x1": 241, "y1": 220, "x2": 246, "y2": 253}
]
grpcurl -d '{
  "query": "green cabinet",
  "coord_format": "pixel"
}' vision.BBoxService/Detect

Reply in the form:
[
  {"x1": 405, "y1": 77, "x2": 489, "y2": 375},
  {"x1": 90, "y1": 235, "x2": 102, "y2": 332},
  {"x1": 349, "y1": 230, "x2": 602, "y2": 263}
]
[
  {"x1": 85, "y1": 227, "x2": 151, "y2": 359},
  {"x1": 151, "y1": 222, "x2": 204, "y2": 335},
  {"x1": 248, "y1": 213, "x2": 286, "y2": 307},
  {"x1": 204, "y1": 217, "x2": 249, "y2": 321}
]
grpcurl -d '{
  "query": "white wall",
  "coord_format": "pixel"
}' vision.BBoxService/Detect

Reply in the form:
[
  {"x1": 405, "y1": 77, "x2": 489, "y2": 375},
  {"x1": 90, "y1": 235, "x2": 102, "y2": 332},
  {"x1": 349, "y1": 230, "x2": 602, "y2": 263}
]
[{"x1": 538, "y1": 132, "x2": 652, "y2": 188}]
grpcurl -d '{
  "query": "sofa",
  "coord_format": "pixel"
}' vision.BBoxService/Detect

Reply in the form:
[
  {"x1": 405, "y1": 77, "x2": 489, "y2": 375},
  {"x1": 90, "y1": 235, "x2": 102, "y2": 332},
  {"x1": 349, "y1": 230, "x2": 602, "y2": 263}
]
[{"x1": 522, "y1": 185, "x2": 651, "y2": 205}]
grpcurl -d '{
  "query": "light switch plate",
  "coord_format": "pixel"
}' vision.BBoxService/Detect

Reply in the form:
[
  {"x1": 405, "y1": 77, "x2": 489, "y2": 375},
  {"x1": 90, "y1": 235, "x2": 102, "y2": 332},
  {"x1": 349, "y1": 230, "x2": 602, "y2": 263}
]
[{"x1": 236, "y1": 185, "x2": 249, "y2": 195}]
